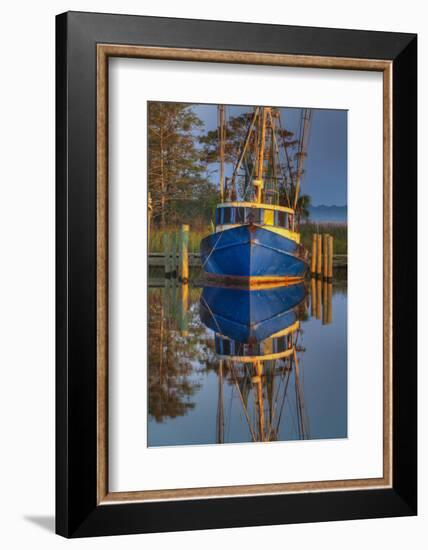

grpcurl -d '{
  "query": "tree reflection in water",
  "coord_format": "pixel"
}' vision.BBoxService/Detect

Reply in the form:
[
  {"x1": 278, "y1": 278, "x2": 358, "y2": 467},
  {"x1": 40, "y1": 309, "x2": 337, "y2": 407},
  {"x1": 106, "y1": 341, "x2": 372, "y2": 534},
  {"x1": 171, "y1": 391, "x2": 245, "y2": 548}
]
[{"x1": 148, "y1": 287, "x2": 217, "y2": 422}]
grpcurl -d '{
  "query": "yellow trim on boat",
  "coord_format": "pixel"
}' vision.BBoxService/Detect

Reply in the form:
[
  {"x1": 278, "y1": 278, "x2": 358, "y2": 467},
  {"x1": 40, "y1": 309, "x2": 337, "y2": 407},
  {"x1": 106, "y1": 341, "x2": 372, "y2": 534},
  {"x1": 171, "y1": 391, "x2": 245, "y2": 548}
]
[
  {"x1": 217, "y1": 347, "x2": 295, "y2": 363},
  {"x1": 218, "y1": 201, "x2": 295, "y2": 214},
  {"x1": 269, "y1": 320, "x2": 300, "y2": 339},
  {"x1": 264, "y1": 209, "x2": 274, "y2": 225},
  {"x1": 215, "y1": 223, "x2": 300, "y2": 244},
  {"x1": 263, "y1": 224, "x2": 301, "y2": 243},
  {"x1": 204, "y1": 273, "x2": 305, "y2": 288}
]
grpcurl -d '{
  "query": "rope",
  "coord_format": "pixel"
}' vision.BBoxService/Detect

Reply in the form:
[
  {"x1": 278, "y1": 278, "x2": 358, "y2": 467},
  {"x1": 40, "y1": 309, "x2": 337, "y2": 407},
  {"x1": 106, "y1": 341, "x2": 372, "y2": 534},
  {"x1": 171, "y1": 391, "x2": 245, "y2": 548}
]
[{"x1": 200, "y1": 230, "x2": 224, "y2": 270}]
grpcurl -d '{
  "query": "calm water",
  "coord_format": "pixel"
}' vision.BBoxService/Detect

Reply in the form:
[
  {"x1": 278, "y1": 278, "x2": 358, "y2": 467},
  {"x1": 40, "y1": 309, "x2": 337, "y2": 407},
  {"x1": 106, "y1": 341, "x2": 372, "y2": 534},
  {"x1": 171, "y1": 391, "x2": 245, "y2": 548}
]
[{"x1": 148, "y1": 277, "x2": 347, "y2": 446}]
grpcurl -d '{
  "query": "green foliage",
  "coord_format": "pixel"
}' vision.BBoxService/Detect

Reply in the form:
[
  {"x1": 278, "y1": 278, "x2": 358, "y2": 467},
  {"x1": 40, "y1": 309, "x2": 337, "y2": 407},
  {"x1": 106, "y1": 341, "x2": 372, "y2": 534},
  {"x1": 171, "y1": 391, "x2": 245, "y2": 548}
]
[
  {"x1": 296, "y1": 194, "x2": 311, "y2": 222},
  {"x1": 148, "y1": 102, "x2": 211, "y2": 227}
]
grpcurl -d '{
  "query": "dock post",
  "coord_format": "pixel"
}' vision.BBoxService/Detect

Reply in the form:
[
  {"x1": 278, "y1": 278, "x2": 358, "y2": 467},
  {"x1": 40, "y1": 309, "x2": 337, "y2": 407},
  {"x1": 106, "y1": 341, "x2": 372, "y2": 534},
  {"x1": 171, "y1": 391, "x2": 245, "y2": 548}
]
[
  {"x1": 179, "y1": 224, "x2": 189, "y2": 283},
  {"x1": 323, "y1": 234, "x2": 329, "y2": 280},
  {"x1": 163, "y1": 233, "x2": 170, "y2": 278},
  {"x1": 310, "y1": 234, "x2": 317, "y2": 276},
  {"x1": 328, "y1": 235, "x2": 334, "y2": 281},
  {"x1": 171, "y1": 232, "x2": 177, "y2": 279},
  {"x1": 316, "y1": 234, "x2": 322, "y2": 277}
]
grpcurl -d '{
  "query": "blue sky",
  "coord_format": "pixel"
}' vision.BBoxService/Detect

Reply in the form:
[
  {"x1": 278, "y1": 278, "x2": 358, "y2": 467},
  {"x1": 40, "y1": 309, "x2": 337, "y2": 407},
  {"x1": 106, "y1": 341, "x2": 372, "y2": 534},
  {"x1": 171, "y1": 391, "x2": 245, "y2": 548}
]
[{"x1": 193, "y1": 104, "x2": 347, "y2": 206}]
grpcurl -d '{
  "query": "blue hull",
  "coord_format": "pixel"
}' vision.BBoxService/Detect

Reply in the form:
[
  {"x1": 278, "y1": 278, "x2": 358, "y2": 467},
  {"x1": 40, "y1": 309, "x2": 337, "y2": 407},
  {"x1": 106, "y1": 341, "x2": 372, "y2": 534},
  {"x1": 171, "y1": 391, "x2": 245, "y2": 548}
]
[
  {"x1": 200, "y1": 284, "x2": 306, "y2": 343},
  {"x1": 200, "y1": 225, "x2": 307, "y2": 280}
]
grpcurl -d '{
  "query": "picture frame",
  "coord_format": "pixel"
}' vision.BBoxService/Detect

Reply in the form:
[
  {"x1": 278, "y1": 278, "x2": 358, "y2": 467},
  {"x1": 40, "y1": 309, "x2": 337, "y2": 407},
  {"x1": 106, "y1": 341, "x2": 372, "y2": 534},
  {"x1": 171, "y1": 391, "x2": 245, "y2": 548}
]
[{"x1": 56, "y1": 10, "x2": 417, "y2": 537}]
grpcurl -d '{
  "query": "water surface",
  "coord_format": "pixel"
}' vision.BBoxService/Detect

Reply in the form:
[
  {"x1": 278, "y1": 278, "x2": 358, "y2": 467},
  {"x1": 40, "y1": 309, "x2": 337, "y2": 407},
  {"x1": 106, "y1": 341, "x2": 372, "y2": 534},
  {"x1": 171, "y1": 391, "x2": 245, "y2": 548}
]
[{"x1": 148, "y1": 278, "x2": 347, "y2": 446}]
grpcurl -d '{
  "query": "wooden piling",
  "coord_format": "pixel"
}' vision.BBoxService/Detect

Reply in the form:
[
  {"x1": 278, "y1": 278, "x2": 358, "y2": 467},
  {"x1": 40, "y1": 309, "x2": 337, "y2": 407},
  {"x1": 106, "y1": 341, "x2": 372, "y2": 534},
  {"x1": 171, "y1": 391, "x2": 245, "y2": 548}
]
[
  {"x1": 171, "y1": 232, "x2": 177, "y2": 278},
  {"x1": 328, "y1": 235, "x2": 334, "y2": 281},
  {"x1": 179, "y1": 224, "x2": 189, "y2": 283},
  {"x1": 163, "y1": 233, "x2": 170, "y2": 278},
  {"x1": 316, "y1": 234, "x2": 322, "y2": 277},
  {"x1": 310, "y1": 233, "x2": 317, "y2": 275},
  {"x1": 323, "y1": 234, "x2": 329, "y2": 280}
]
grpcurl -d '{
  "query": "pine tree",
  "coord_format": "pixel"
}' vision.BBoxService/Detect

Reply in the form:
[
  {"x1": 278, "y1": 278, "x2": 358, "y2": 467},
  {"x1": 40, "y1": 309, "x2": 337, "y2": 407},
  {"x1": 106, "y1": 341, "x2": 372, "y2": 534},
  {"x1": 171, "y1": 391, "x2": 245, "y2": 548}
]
[{"x1": 148, "y1": 102, "x2": 207, "y2": 228}]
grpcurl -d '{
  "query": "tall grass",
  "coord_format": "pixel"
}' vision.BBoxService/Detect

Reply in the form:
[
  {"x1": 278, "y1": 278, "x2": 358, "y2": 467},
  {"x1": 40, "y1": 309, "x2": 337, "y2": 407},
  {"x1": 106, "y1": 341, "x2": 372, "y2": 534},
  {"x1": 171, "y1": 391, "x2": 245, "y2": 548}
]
[
  {"x1": 150, "y1": 227, "x2": 211, "y2": 253},
  {"x1": 300, "y1": 223, "x2": 347, "y2": 255},
  {"x1": 150, "y1": 223, "x2": 347, "y2": 255}
]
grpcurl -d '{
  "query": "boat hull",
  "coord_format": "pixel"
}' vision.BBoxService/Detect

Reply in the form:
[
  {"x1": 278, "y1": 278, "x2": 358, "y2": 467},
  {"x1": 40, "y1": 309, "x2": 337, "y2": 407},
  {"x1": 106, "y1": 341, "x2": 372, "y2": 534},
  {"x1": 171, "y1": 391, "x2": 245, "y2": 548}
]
[
  {"x1": 200, "y1": 283, "x2": 306, "y2": 343},
  {"x1": 200, "y1": 225, "x2": 308, "y2": 284}
]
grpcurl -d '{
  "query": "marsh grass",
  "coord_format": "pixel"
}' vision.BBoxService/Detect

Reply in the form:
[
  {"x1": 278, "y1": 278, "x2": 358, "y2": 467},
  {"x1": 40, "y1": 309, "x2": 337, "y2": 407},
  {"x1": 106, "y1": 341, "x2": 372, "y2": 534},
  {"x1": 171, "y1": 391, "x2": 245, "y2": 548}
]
[
  {"x1": 300, "y1": 223, "x2": 347, "y2": 255},
  {"x1": 149, "y1": 227, "x2": 211, "y2": 253}
]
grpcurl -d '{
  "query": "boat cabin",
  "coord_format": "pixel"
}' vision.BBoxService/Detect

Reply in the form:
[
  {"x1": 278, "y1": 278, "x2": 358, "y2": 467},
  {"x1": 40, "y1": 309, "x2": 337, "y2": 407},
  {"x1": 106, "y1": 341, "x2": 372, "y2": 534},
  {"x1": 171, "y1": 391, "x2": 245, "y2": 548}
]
[{"x1": 215, "y1": 201, "x2": 295, "y2": 232}]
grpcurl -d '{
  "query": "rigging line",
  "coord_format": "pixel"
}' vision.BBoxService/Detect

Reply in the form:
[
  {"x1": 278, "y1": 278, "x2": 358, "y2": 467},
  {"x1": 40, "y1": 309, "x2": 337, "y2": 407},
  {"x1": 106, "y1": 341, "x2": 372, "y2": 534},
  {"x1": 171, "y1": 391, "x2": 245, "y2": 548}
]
[
  {"x1": 226, "y1": 374, "x2": 234, "y2": 442},
  {"x1": 271, "y1": 362, "x2": 291, "y2": 444},
  {"x1": 230, "y1": 363, "x2": 257, "y2": 442},
  {"x1": 267, "y1": 111, "x2": 285, "y2": 192},
  {"x1": 277, "y1": 114, "x2": 296, "y2": 191},
  {"x1": 282, "y1": 355, "x2": 299, "y2": 438},
  {"x1": 264, "y1": 362, "x2": 285, "y2": 436},
  {"x1": 270, "y1": 368, "x2": 293, "y2": 440},
  {"x1": 231, "y1": 107, "x2": 260, "y2": 188},
  {"x1": 200, "y1": 230, "x2": 224, "y2": 270},
  {"x1": 293, "y1": 347, "x2": 307, "y2": 439},
  {"x1": 298, "y1": 354, "x2": 310, "y2": 439},
  {"x1": 200, "y1": 294, "x2": 223, "y2": 335},
  {"x1": 243, "y1": 159, "x2": 256, "y2": 201},
  {"x1": 269, "y1": 112, "x2": 291, "y2": 208}
]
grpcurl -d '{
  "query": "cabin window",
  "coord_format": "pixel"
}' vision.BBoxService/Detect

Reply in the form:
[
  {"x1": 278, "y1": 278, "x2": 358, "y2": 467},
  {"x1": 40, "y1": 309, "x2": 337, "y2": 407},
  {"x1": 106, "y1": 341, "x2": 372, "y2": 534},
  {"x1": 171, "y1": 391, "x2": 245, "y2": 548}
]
[
  {"x1": 274, "y1": 210, "x2": 288, "y2": 228},
  {"x1": 215, "y1": 208, "x2": 221, "y2": 225},
  {"x1": 235, "y1": 207, "x2": 245, "y2": 223},
  {"x1": 222, "y1": 207, "x2": 232, "y2": 224},
  {"x1": 246, "y1": 208, "x2": 263, "y2": 224}
]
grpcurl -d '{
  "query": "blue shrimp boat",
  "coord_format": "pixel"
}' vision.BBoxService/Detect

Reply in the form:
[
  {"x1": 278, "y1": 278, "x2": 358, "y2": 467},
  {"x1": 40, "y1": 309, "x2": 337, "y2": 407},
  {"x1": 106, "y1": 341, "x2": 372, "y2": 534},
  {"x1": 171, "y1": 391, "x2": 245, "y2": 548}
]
[
  {"x1": 200, "y1": 202, "x2": 307, "y2": 284},
  {"x1": 200, "y1": 106, "x2": 311, "y2": 286}
]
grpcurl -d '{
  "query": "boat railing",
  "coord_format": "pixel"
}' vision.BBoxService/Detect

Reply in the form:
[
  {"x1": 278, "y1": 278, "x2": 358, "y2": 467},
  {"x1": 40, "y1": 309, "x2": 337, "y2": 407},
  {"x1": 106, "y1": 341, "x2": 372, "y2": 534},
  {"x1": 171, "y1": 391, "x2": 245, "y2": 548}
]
[{"x1": 215, "y1": 203, "x2": 294, "y2": 231}]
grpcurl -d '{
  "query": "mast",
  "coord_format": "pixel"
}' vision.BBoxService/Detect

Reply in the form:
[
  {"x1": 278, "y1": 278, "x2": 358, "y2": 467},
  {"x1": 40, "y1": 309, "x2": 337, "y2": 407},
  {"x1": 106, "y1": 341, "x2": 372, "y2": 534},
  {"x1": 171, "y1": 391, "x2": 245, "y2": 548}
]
[{"x1": 253, "y1": 107, "x2": 269, "y2": 204}]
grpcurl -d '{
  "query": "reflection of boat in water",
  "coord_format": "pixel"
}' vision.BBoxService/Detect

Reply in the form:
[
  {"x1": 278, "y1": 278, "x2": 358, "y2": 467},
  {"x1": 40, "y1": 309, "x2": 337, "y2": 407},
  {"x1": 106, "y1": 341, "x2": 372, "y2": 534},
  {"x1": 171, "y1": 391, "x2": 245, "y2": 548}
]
[
  {"x1": 200, "y1": 283, "x2": 306, "y2": 343},
  {"x1": 200, "y1": 283, "x2": 309, "y2": 443},
  {"x1": 200, "y1": 107, "x2": 311, "y2": 285}
]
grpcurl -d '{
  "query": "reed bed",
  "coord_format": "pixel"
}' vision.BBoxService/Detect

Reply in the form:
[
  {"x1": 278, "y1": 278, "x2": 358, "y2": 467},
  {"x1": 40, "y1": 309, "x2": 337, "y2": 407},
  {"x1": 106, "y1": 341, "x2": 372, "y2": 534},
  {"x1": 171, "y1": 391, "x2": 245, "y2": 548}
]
[
  {"x1": 149, "y1": 227, "x2": 211, "y2": 253},
  {"x1": 300, "y1": 223, "x2": 347, "y2": 255}
]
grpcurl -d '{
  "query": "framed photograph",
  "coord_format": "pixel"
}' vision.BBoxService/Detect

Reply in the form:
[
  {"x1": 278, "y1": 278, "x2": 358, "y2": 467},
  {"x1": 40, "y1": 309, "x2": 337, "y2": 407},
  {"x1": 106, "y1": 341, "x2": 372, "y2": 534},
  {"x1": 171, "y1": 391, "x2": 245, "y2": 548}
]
[{"x1": 56, "y1": 11, "x2": 417, "y2": 537}]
